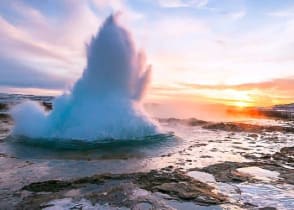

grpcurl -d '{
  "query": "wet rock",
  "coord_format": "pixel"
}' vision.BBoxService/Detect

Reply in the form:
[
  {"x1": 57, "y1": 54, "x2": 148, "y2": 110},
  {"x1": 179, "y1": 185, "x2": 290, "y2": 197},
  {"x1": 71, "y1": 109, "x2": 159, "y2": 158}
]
[
  {"x1": 19, "y1": 179, "x2": 133, "y2": 209},
  {"x1": 245, "y1": 146, "x2": 294, "y2": 168},
  {"x1": 22, "y1": 180, "x2": 72, "y2": 192},
  {"x1": 200, "y1": 155, "x2": 212, "y2": 158},
  {"x1": 135, "y1": 170, "x2": 227, "y2": 205},
  {"x1": 272, "y1": 146, "x2": 294, "y2": 165},
  {"x1": 260, "y1": 108, "x2": 294, "y2": 120},
  {"x1": 200, "y1": 161, "x2": 294, "y2": 185},
  {"x1": 185, "y1": 118, "x2": 208, "y2": 126},
  {"x1": 157, "y1": 117, "x2": 208, "y2": 127},
  {"x1": 160, "y1": 153, "x2": 172, "y2": 157},
  {"x1": 232, "y1": 146, "x2": 251, "y2": 150},
  {"x1": 133, "y1": 202, "x2": 153, "y2": 210},
  {"x1": 0, "y1": 113, "x2": 10, "y2": 120},
  {"x1": 41, "y1": 101, "x2": 52, "y2": 111},
  {"x1": 275, "y1": 171, "x2": 294, "y2": 185},
  {"x1": 84, "y1": 183, "x2": 134, "y2": 207},
  {"x1": 155, "y1": 182, "x2": 217, "y2": 202},
  {"x1": 200, "y1": 161, "x2": 258, "y2": 183},
  {"x1": 0, "y1": 103, "x2": 8, "y2": 111},
  {"x1": 248, "y1": 134, "x2": 258, "y2": 138},
  {"x1": 203, "y1": 122, "x2": 294, "y2": 134},
  {"x1": 203, "y1": 122, "x2": 255, "y2": 132},
  {"x1": 19, "y1": 169, "x2": 228, "y2": 209},
  {"x1": 161, "y1": 165, "x2": 174, "y2": 171},
  {"x1": 0, "y1": 153, "x2": 16, "y2": 158},
  {"x1": 192, "y1": 143, "x2": 207, "y2": 147},
  {"x1": 258, "y1": 207, "x2": 277, "y2": 210},
  {"x1": 16, "y1": 193, "x2": 60, "y2": 210},
  {"x1": 243, "y1": 153, "x2": 271, "y2": 160}
]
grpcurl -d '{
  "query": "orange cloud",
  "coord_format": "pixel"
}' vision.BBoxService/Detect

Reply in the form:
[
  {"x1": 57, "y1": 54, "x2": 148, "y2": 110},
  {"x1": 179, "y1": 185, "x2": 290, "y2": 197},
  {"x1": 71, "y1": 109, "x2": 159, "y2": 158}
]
[
  {"x1": 179, "y1": 77, "x2": 294, "y2": 92},
  {"x1": 149, "y1": 77, "x2": 294, "y2": 107}
]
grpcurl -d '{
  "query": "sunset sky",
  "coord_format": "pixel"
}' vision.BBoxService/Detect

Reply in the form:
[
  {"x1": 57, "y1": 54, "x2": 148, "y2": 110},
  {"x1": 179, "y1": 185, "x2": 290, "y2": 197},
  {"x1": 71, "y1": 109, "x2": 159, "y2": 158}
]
[{"x1": 1, "y1": 0, "x2": 294, "y2": 108}]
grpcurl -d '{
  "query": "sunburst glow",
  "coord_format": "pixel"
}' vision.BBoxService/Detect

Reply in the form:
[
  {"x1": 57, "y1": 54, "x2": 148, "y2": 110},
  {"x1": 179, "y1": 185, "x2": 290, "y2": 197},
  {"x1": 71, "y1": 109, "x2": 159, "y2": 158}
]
[{"x1": 234, "y1": 101, "x2": 249, "y2": 108}]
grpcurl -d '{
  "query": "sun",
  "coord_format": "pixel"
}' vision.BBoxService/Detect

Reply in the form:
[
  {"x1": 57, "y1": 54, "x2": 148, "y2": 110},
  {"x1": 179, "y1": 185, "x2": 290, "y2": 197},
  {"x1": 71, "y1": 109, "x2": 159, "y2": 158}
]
[{"x1": 234, "y1": 101, "x2": 248, "y2": 108}]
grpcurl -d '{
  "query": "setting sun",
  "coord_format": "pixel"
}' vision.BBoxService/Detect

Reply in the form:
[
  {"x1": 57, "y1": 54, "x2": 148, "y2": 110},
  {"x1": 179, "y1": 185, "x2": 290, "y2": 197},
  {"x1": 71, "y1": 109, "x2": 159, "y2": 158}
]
[{"x1": 234, "y1": 101, "x2": 249, "y2": 108}]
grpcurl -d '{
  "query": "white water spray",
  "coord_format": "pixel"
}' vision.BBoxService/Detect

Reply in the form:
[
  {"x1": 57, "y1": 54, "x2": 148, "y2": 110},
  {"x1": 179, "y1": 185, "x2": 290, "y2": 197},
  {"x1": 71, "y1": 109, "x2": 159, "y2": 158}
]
[{"x1": 11, "y1": 14, "x2": 159, "y2": 140}]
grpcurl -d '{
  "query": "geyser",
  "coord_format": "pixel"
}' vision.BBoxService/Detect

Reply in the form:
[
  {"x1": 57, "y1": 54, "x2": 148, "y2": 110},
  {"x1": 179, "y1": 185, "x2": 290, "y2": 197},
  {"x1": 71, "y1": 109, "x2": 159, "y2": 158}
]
[{"x1": 11, "y1": 14, "x2": 159, "y2": 140}]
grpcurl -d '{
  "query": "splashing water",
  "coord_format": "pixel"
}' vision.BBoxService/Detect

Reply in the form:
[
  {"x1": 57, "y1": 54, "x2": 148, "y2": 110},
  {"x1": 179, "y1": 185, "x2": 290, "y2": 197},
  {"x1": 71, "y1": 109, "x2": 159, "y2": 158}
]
[{"x1": 10, "y1": 14, "x2": 159, "y2": 140}]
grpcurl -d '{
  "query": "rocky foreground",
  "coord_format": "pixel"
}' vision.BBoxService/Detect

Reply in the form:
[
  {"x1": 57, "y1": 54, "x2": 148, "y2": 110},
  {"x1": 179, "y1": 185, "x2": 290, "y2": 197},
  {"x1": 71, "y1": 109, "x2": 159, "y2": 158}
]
[
  {"x1": 6, "y1": 145, "x2": 290, "y2": 210},
  {"x1": 0, "y1": 95, "x2": 293, "y2": 209}
]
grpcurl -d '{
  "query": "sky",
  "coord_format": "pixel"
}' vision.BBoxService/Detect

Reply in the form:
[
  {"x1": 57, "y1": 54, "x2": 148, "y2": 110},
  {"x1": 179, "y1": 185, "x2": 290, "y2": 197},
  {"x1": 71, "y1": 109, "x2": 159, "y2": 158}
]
[{"x1": 1, "y1": 0, "x2": 294, "y2": 108}]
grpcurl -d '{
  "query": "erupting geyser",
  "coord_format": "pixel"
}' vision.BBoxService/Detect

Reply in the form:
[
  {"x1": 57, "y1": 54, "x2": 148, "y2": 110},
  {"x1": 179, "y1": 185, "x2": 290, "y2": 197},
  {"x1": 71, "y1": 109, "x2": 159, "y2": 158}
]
[{"x1": 11, "y1": 14, "x2": 159, "y2": 140}]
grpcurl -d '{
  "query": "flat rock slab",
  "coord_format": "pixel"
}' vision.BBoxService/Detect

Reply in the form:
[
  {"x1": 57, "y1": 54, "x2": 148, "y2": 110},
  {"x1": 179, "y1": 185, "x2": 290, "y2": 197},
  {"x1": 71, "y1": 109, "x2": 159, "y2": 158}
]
[{"x1": 17, "y1": 169, "x2": 228, "y2": 209}]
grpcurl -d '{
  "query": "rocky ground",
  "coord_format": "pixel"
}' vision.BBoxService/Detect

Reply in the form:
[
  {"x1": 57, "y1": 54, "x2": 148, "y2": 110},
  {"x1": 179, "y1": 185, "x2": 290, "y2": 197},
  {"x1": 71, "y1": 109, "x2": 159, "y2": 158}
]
[
  {"x1": 6, "y1": 145, "x2": 290, "y2": 210},
  {"x1": 0, "y1": 100, "x2": 293, "y2": 209}
]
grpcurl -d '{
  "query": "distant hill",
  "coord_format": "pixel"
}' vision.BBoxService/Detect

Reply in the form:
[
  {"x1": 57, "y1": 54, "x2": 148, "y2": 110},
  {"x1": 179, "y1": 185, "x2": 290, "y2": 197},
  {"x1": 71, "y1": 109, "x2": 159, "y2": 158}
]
[{"x1": 273, "y1": 103, "x2": 294, "y2": 111}]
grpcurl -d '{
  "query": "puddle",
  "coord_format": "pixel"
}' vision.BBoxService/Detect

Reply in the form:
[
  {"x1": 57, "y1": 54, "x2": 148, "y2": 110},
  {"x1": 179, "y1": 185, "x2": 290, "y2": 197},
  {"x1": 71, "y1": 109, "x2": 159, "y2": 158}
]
[
  {"x1": 43, "y1": 198, "x2": 130, "y2": 210},
  {"x1": 187, "y1": 171, "x2": 216, "y2": 183},
  {"x1": 236, "y1": 166, "x2": 280, "y2": 181},
  {"x1": 167, "y1": 200, "x2": 222, "y2": 210},
  {"x1": 237, "y1": 183, "x2": 294, "y2": 209}
]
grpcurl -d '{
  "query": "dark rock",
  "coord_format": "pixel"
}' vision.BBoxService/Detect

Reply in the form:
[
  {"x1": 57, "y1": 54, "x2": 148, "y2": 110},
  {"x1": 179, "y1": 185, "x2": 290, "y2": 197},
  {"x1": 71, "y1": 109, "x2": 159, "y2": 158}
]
[
  {"x1": 157, "y1": 118, "x2": 208, "y2": 126},
  {"x1": 41, "y1": 101, "x2": 53, "y2": 111},
  {"x1": 200, "y1": 161, "x2": 264, "y2": 183},
  {"x1": 22, "y1": 180, "x2": 72, "y2": 192},
  {"x1": 271, "y1": 146, "x2": 294, "y2": 167},
  {"x1": 200, "y1": 155, "x2": 212, "y2": 158},
  {"x1": 248, "y1": 134, "x2": 258, "y2": 138},
  {"x1": 280, "y1": 146, "x2": 294, "y2": 155},
  {"x1": 20, "y1": 169, "x2": 227, "y2": 207},
  {"x1": 0, "y1": 103, "x2": 8, "y2": 111},
  {"x1": 135, "y1": 170, "x2": 227, "y2": 205},
  {"x1": 0, "y1": 113, "x2": 10, "y2": 120},
  {"x1": 17, "y1": 169, "x2": 229, "y2": 209},
  {"x1": 258, "y1": 207, "x2": 277, "y2": 210},
  {"x1": 203, "y1": 122, "x2": 294, "y2": 134},
  {"x1": 133, "y1": 202, "x2": 153, "y2": 210},
  {"x1": 200, "y1": 160, "x2": 294, "y2": 185},
  {"x1": 185, "y1": 118, "x2": 208, "y2": 126}
]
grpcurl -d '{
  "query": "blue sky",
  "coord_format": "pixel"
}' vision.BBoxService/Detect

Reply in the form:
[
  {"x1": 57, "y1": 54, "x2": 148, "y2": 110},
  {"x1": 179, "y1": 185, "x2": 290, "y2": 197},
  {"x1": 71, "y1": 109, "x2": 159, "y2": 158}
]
[{"x1": 0, "y1": 0, "x2": 294, "y2": 106}]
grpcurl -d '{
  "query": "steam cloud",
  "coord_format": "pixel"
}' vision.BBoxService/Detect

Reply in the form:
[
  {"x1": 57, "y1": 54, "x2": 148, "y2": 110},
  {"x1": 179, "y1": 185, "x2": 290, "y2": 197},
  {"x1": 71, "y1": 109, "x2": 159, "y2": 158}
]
[{"x1": 11, "y1": 14, "x2": 159, "y2": 140}]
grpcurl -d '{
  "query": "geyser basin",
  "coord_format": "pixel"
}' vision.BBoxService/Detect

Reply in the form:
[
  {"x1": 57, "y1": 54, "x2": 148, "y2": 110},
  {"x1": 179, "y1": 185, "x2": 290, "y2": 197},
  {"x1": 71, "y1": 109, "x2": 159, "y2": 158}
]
[{"x1": 11, "y1": 14, "x2": 159, "y2": 140}]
